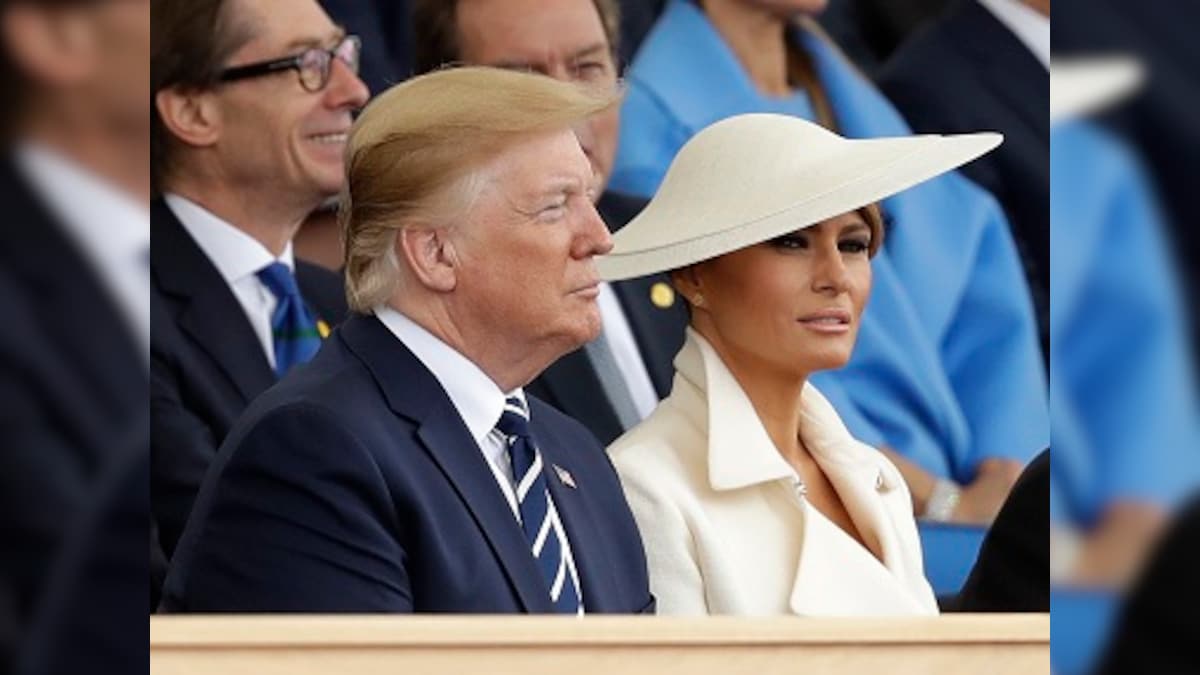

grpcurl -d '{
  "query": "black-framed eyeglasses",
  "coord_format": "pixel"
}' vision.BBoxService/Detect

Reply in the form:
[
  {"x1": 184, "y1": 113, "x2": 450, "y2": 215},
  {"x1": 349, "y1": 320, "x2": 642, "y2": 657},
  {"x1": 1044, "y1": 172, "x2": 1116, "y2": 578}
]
[{"x1": 219, "y1": 35, "x2": 361, "y2": 93}]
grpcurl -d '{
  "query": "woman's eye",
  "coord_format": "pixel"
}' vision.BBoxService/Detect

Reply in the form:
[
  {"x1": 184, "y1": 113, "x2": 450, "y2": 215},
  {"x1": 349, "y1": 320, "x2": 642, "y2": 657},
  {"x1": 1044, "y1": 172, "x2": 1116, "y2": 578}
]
[
  {"x1": 770, "y1": 234, "x2": 807, "y2": 250},
  {"x1": 839, "y1": 239, "x2": 871, "y2": 254}
]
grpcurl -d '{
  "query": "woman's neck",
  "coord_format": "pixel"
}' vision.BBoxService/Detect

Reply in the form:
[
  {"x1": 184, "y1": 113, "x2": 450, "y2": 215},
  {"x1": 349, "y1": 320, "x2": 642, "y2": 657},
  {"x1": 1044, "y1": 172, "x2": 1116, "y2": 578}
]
[
  {"x1": 695, "y1": 324, "x2": 810, "y2": 464},
  {"x1": 701, "y1": 0, "x2": 793, "y2": 97}
]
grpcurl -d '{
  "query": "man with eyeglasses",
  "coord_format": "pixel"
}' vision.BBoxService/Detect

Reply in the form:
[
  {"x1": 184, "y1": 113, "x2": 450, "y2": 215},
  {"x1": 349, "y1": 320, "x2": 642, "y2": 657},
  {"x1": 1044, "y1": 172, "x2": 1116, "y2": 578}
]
[{"x1": 150, "y1": 0, "x2": 368, "y2": 560}]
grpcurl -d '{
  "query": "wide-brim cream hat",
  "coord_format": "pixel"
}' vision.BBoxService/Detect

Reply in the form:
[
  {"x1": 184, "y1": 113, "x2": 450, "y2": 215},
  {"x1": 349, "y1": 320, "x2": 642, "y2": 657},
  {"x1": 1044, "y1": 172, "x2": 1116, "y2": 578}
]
[
  {"x1": 1050, "y1": 57, "x2": 1143, "y2": 123},
  {"x1": 596, "y1": 113, "x2": 1001, "y2": 281}
]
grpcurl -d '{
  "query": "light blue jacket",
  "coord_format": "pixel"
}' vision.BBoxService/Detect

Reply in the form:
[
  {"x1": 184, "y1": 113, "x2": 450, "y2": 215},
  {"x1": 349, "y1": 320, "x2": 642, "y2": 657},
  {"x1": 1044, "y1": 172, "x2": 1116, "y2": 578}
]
[
  {"x1": 612, "y1": 0, "x2": 1048, "y2": 482},
  {"x1": 1050, "y1": 121, "x2": 1200, "y2": 525}
]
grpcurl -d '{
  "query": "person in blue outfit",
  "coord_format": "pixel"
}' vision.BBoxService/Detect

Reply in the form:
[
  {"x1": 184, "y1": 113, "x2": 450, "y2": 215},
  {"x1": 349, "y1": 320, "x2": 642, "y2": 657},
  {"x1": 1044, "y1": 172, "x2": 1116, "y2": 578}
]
[
  {"x1": 1048, "y1": 60, "x2": 1200, "y2": 588},
  {"x1": 611, "y1": 0, "x2": 1047, "y2": 523},
  {"x1": 160, "y1": 68, "x2": 654, "y2": 614}
]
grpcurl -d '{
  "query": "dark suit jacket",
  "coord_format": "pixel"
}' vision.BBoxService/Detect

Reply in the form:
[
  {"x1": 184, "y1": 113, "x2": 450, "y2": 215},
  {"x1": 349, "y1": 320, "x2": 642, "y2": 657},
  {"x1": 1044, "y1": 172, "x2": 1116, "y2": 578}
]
[
  {"x1": 526, "y1": 190, "x2": 687, "y2": 446},
  {"x1": 16, "y1": 441, "x2": 147, "y2": 675},
  {"x1": 956, "y1": 449, "x2": 1049, "y2": 612},
  {"x1": 319, "y1": 0, "x2": 411, "y2": 94},
  {"x1": 160, "y1": 314, "x2": 654, "y2": 613},
  {"x1": 878, "y1": 0, "x2": 1049, "y2": 358},
  {"x1": 150, "y1": 199, "x2": 347, "y2": 558},
  {"x1": 0, "y1": 159, "x2": 146, "y2": 664}
]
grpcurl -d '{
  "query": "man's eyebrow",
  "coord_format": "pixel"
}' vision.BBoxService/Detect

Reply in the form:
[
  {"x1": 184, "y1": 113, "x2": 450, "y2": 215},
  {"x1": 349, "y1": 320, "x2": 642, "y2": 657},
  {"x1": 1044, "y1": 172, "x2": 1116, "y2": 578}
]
[
  {"x1": 282, "y1": 26, "x2": 346, "y2": 52},
  {"x1": 568, "y1": 43, "x2": 610, "y2": 61}
]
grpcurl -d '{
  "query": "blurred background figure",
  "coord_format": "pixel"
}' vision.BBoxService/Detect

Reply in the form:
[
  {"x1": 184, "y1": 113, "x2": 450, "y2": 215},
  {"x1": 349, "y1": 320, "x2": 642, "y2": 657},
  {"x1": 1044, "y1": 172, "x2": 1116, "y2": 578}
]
[
  {"x1": 0, "y1": 0, "x2": 149, "y2": 672},
  {"x1": 1048, "y1": 57, "x2": 1200, "y2": 674},
  {"x1": 608, "y1": 0, "x2": 1047, "y2": 528},
  {"x1": 1053, "y1": 0, "x2": 1200, "y2": 368},
  {"x1": 150, "y1": 0, "x2": 364, "y2": 561},
  {"x1": 879, "y1": 0, "x2": 1050, "y2": 360}
]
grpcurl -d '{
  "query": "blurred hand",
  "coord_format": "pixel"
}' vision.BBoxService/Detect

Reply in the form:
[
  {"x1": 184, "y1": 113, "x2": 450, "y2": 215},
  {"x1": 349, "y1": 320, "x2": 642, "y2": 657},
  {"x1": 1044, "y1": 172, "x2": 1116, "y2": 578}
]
[
  {"x1": 952, "y1": 458, "x2": 1025, "y2": 525},
  {"x1": 1069, "y1": 501, "x2": 1169, "y2": 589}
]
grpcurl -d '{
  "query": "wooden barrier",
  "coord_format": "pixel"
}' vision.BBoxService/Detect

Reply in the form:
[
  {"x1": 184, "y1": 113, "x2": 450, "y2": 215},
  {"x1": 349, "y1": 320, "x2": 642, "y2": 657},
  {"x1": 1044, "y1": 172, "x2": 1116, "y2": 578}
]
[{"x1": 151, "y1": 613, "x2": 1048, "y2": 674}]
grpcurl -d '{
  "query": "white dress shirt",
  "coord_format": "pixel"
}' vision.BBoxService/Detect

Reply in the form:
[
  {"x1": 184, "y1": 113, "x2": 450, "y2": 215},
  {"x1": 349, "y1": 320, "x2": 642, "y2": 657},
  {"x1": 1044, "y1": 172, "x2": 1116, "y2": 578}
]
[
  {"x1": 374, "y1": 305, "x2": 585, "y2": 609},
  {"x1": 16, "y1": 143, "x2": 150, "y2": 358},
  {"x1": 164, "y1": 193, "x2": 296, "y2": 370},
  {"x1": 978, "y1": 0, "x2": 1050, "y2": 69},
  {"x1": 596, "y1": 282, "x2": 660, "y2": 420}
]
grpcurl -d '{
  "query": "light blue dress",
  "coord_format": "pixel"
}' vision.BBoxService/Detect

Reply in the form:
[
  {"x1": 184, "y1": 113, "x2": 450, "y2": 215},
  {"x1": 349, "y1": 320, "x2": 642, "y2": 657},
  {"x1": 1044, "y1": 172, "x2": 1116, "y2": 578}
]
[
  {"x1": 612, "y1": 0, "x2": 1048, "y2": 482},
  {"x1": 1049, "y1": 121, "x2": 1200, "y2": 525}
]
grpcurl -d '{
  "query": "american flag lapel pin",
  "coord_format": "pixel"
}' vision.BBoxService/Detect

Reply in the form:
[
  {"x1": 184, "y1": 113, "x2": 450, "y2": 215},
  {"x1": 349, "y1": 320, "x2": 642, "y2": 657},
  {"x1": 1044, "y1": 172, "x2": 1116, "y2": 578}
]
[{"x1": 553, "y1": 464, "x2": 576, "y2": 489}]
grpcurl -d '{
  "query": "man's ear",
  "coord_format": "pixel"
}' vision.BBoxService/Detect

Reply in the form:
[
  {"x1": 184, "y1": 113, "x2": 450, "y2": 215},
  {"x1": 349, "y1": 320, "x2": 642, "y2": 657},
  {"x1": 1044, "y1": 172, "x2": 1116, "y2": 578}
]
[
  {"x1": 155, "y1": 86, "x2": 222, "y2": 150},
  {"x1": 1, "y1": 4, "x2": 96, "y2": 87},
  {"x1": 396, "y1": 226, "x2": 459, "y2": 293}
]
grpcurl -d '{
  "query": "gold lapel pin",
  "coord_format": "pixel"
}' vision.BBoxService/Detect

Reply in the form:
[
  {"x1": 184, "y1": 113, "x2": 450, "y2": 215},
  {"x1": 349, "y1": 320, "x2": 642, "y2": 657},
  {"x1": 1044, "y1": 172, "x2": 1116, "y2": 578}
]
[
  {"x1": 650, "y1": 282, "x2": 675, "y2": 309},
  {"x1": 316, "y1": 319, "x2": 331, "y2": 339},
  {"x1": 553, "y1": 464, "x2": 577, "y2": 489}
]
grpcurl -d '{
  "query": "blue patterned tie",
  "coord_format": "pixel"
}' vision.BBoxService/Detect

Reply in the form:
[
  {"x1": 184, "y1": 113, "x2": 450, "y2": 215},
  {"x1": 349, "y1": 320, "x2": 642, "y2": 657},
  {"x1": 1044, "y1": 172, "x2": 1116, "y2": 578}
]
[
  {"x1": 256, "y1": 262, "x2": 321, "y2": 377},
  {"x1": 495, "y1": 396, "x2": 582, "y2": 614}
]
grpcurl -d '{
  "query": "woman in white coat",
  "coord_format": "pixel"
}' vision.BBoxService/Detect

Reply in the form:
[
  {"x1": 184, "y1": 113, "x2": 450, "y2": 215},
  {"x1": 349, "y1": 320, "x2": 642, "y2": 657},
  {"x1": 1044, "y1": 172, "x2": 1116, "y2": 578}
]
[{"x1": 598, "y1": 113, "x2": 1003, "y2": 616}]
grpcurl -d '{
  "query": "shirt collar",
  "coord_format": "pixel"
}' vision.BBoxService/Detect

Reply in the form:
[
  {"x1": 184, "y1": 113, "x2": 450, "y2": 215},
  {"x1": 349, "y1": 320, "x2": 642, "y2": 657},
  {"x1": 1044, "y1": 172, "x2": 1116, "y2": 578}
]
[
  {"x1": 16, "y1": 143, "x2": 149, "y2": 270},
  {"x1": 978, "y1": 0, "x2": 1050, "y2": 70},
  {"x1": 373, "y1": 305, "x2": 526, "y2": 449},
  {"x1": 163, "y1": 192, "x2": 294, "y2": 286}
]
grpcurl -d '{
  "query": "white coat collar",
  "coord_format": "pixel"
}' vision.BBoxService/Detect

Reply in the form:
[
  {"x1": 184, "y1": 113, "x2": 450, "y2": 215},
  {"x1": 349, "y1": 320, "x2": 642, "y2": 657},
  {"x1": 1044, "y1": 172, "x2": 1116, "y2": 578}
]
[{"x1": 672, "y1": 328, "x2": 903, "y2": 494}]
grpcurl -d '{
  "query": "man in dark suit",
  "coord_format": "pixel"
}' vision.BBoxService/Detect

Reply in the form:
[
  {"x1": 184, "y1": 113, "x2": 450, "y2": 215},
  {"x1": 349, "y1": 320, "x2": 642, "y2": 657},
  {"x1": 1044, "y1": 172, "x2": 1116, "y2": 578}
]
[
  {"x1": 878, "y1": 0, "x2": 1049, "y2": 358},
  {"x1": 0, "y1": 0, "x2": 149, "y2": 668},
  {"x1": 161, "y1": 67, "x2": 653, "y2": 613},
  {"x1": 150, "y1": 0, "x2": 368, "y2": 557},
  {"x1": 411, "y1": 0, "x2": 688, "y2": 447}
]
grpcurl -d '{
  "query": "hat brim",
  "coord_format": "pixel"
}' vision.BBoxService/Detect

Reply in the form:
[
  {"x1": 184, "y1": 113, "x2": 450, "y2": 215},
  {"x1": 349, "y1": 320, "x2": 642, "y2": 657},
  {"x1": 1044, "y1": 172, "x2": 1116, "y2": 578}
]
[
  {"x1": 1050, "y1": 57, "x2": 1143, "y2": 123},
  {"x1": 597, "y1": 131, "x2": 1001, "y2": 281}
]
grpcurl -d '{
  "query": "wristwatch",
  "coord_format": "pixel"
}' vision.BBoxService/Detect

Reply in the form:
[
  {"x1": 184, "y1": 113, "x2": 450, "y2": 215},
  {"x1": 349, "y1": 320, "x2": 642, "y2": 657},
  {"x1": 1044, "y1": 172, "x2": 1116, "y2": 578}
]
[{"x1": 922, "y1": 478, "x2": 962, "y2": 522}]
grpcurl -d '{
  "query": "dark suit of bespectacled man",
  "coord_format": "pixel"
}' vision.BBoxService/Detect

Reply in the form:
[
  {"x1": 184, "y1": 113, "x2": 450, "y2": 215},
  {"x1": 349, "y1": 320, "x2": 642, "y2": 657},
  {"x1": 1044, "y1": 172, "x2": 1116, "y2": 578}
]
[
  {"x1": 160, "y1": 66, "x2": 654, "y2": 614},
  {"x1": 150, "y1": 0, "x2": 369, "y2": 559}
]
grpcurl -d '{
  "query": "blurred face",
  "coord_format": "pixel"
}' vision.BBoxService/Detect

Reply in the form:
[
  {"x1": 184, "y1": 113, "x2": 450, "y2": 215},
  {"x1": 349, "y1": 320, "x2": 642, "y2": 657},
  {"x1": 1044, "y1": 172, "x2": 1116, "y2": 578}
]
[
  {"x1": 212, "y1": 0, "x2": 369, "y2": 206},
  {"x1": 450, "y1": 128, "x2": 613, "y2": 358},
  {"x1": 457, "y1": 0, "x2": 620, "y2": 196},
  {"x1": 686, "y1": 211, "x2": 872, "y2": 377},
  {"x1": 89, "y1": 0, "x2": 150, "y2": 131},
  {"x1": 1, "y1": 0, "x2": 151, "y2": 131}
]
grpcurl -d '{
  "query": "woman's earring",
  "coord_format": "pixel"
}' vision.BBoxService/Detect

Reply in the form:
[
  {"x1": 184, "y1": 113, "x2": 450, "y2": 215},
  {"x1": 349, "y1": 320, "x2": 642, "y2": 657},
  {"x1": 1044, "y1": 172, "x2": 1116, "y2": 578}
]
[{"x1": 692, "y1": 293, "x2": 705, "y2": 307}]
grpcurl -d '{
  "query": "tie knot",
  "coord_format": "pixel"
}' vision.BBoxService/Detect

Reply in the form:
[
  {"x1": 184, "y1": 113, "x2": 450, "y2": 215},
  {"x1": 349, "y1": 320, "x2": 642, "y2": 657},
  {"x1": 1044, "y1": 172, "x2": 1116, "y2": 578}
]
[
  {"x1": 257, "y1": 262, "x2": 301, "y2": 300},
  {"x1": 495, "y1": 396, "x2": 531, "y2": 439}
]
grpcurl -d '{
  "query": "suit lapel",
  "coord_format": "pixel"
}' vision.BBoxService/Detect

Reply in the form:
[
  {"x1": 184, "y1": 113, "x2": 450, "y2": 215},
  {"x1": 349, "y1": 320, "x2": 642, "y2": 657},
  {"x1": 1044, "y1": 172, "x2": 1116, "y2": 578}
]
[
  {"x1": 151, "y1": 199, "x2": 276, "y2": 402},
  {"x1": 535, "y1": 418, "x2": 622, "y2": 612},
  {"x1": 339, "y1": 315, "x2": 553, "y2": 612},
  {"x1": 609, "y1": 275, "x2": 687, "y2": 398},
  {"x1": 948, "y1": 0, "x2": 1048, "y2": 142},
  {"x1": 0, "y1": 161, "x2": 144, "y2": 425},
  {"x1": 531, "y1": 350, "x2": 625, "y2": 445}
]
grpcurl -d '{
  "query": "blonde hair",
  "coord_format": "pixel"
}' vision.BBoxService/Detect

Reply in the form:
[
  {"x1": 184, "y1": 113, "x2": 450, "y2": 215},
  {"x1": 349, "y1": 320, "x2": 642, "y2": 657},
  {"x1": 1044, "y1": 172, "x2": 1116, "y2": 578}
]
[{"x1": 340, "y1": 66, "x2": 618, "y2": 312}]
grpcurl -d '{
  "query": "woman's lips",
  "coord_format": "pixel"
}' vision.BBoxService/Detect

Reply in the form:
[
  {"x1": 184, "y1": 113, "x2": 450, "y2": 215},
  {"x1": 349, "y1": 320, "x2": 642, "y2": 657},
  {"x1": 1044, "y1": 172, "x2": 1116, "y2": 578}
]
[{"x1": 798, "y1": 309, "x2": 852, "y2": 334}]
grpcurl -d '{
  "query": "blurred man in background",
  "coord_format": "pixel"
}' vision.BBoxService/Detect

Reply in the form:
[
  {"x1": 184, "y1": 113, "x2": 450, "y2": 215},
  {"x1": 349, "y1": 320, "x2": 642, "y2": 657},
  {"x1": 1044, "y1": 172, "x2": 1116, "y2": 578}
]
[
  {"x1": 0, "y1": 0, "x2": 149, "y2": 671},
  {"x1": 151, "y1": 0, "x2": 367, "y2": 559}
]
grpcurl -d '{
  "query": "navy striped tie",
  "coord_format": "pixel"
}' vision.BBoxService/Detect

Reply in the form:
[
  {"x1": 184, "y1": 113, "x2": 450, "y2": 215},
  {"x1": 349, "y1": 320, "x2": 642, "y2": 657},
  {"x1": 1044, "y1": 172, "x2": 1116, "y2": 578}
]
[{"x1": 495, "y1": 396, "x2": 582, "y2": 613}]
